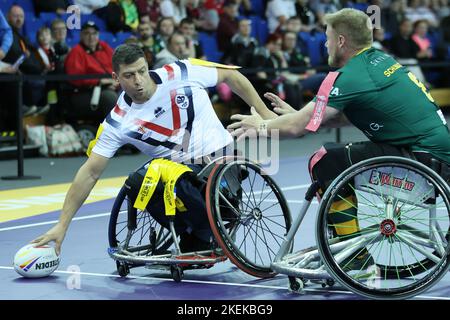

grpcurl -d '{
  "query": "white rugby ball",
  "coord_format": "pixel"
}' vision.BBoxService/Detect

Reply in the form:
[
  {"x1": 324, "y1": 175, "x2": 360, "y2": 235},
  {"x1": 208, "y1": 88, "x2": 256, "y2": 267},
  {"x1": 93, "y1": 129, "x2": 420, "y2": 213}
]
[{"x1": 13, "y1": 244, "x2": 60, "y2": 278}]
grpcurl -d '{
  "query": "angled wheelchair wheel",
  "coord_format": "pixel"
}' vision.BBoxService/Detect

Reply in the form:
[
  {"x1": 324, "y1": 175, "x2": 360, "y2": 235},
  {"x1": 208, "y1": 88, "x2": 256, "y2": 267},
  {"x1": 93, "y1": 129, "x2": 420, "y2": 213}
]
[
  {"x1": 206, "y1": 159, "x2": 292, "y2": 278},
  {"x1": 108, "y1": 185, "x2": 173, "y2": 258},
  {"x1": 316, "y1": 156, "x2": 450, "y2": 299}
]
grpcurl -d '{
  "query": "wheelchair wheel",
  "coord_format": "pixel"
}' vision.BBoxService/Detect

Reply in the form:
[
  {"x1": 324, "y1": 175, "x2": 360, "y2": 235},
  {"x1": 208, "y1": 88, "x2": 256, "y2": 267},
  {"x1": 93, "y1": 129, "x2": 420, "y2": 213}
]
[
  {"x1": 108, "y1": 185, "x2": 173, "y2": 258},
  {"x1": 206, "y1": 159, "x2": 292, "y2": 278},
  {"x1": 316, "y1": 156, "x2": 450, "y2": 299}
]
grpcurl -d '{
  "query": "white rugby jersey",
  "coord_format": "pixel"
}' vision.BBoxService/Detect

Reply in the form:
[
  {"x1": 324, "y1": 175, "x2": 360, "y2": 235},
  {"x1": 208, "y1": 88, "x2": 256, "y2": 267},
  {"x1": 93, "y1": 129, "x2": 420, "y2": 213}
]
[{"x1": 92, "y1": 59, "x2": 233, "y2": 161}]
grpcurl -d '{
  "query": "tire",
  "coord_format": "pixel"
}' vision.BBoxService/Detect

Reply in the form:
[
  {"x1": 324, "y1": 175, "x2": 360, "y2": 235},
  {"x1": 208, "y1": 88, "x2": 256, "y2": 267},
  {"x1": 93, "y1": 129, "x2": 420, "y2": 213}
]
[
  {"x1": 108, "y1": 185, "x2": 173, "y2": 256},
  {"x1": 206, "y1": 159, "x2": 292, "y2": 278},
  {"x1": 316, "y1": 156, "x2": 450, "y2": 299}
]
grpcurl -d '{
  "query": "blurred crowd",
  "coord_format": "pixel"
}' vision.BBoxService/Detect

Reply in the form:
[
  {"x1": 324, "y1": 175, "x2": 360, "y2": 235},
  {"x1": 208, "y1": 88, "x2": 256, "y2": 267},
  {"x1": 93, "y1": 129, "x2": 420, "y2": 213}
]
[{"x1": 0, "y1": 0, "x2": 448, "y2": 132}]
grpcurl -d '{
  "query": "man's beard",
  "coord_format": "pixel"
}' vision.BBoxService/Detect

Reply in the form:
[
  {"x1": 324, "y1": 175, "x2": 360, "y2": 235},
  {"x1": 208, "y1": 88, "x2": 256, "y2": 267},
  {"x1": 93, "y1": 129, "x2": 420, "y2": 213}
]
[{"x1": 328, "y1": 50, "x2": 344, "y2": 68}]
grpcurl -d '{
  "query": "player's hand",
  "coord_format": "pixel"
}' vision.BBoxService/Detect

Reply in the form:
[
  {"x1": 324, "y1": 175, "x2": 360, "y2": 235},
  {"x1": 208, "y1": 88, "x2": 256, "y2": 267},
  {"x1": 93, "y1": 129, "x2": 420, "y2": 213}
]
[
  {"x1": 264, "y1": 92, "x2": 296, "y2": 115},
  {"x1": 228, "y1": 107, "x2": 264, "y2": 141},
  {"x1": 30, "y1": 223, "x2": 67, "y2": 255}
]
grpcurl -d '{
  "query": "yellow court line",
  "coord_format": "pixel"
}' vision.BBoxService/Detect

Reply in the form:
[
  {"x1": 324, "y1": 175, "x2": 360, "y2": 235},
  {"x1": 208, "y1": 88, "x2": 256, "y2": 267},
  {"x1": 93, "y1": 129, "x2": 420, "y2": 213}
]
[{"x1": 0, "y1": 176, "x2": 127, "y2": 223}]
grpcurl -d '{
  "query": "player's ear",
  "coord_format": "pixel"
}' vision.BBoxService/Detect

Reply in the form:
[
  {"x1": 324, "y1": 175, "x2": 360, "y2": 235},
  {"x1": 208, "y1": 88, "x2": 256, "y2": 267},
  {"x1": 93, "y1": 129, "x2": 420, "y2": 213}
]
[{"x1": 112, "y1": 72, "x2": 119, "y2": 83}]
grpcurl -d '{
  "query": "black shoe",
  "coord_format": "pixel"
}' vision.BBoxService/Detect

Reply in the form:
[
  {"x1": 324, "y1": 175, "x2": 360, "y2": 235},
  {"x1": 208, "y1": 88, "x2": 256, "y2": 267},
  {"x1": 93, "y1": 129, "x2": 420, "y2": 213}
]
[{"x1": 179, "y1": 233, "x2": 212, "y2": 253}]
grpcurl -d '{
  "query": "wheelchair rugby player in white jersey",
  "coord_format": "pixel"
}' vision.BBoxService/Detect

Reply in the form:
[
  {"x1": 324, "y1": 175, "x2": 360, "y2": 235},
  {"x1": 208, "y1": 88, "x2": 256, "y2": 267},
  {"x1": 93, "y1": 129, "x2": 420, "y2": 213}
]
[{"x1": 30, "y1": 43, "x2": 284, "y2": 279}]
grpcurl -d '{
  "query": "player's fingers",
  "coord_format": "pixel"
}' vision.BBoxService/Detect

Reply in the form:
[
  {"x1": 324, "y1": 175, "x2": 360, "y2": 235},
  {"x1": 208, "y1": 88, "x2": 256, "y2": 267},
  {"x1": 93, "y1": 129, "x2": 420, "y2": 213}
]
[
  {"x1": 230, "y1": 114, "x2": 247, "y2": 121},
  {"x1": 32, "y1": 236, "x2": 50, "y2": 247},
  {"x1": 55, "y1": 242, "x2": 61, "y2": 256},
  {"x1": 273, "y1": 107, "x2": 290, "y2": 115},
  {"x1": 230, "y1": 127, "x2": 245, "y2": 138},
  {"x1": 227, "y1": 121, "x2": 243, "y2": 130}
]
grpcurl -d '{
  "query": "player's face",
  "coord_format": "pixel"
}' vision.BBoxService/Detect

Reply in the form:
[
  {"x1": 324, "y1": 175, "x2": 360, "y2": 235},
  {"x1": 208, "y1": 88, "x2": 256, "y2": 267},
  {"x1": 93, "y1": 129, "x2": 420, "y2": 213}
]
[
  {"x1": 325, "y1": 26, "x2": 344, "y2": 68},
  {"x1": 114, "y1": 57, "x2": 152, "y2": 104}
]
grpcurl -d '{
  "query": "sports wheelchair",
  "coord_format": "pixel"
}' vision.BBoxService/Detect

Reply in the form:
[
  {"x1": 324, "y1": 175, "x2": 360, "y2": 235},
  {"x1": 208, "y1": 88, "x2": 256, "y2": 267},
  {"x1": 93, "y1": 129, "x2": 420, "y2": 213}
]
[
  {"x1": 272, "y1": 156, "x2": 450, "y2": 300},
  {"x1": 107, "y1": 156, "x2": 292, "y2": 282},
  {"x1": 108, "y1": 155, "x2": 450, "y2": 299}
]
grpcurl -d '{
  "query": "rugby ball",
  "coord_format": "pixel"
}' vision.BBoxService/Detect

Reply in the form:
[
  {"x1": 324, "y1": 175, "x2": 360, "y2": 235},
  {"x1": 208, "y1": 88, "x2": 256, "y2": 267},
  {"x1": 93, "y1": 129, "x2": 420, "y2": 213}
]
[{"x1": 13, "y1": 244, "x2": 60, "y2": 278}]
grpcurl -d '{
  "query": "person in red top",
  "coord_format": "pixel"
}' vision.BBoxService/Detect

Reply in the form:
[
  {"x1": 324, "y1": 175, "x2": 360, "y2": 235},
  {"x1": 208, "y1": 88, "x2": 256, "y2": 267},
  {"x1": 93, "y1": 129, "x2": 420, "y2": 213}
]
[{"x1": 63, "y1": 21, "x2": 119, "y2": 124}]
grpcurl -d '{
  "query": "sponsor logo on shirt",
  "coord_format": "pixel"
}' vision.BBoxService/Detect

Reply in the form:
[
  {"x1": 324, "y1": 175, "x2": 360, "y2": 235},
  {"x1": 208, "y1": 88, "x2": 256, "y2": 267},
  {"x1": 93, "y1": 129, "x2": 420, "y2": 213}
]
[
  {"x1": 154, "y1": 106, "x2": 165, "y2": 118},
  {"x1": 175, "y1": 94, "x2": 189, "y2": 109}
]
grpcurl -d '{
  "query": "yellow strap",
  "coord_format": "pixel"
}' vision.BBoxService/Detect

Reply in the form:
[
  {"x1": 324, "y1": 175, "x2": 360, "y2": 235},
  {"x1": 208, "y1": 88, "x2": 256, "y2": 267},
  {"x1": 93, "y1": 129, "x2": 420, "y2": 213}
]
[
  {"x1": 188, "y1": 57, "x2": 241, "y2": 69},
  {"x1": 134, "y1": 159, "x2": 193, "y2": 215},
  {"x1": 86, "y1": 124, "x2": 104, "y2": 157},
  {"x1": 134, "y1": 163, "x2": 161, "y2": 211}
]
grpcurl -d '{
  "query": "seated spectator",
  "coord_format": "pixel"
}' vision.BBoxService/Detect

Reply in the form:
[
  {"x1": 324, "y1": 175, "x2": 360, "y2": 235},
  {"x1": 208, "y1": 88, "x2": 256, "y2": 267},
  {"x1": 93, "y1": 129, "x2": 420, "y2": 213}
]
[
  {"x1": 217, "y1": 0, "x2": 239, "y2": 52},
  {"x1": 436, "y1": 15, "x2": 450, "y2": 86},
  {"x1": 405, "y1": 0, "x2": 438, "y2": 27},
  {"x1": 373, "y1": 27, "x2": 389, "y2": 52},
  {"x1": 197, "y1": 0, "x2": 223, "y2": 31},
  {"x1": 388, "y1": 18, "x2": 428, "y2": 83},
  {"x1": 249, "y1": 33, "x2": 302, "y2": 109},
  {"x1": 222, "y1": 18, "x2": 258, "y2": 66},
  {"x1": 136, "y1": 20, "x2": 164, "y2": 67},
  {"x1": 282, "y1": 31, "x2": 326, "y2": 104},
  {"x1": 153, "y1": 32, "x2": 189, "y2": 68},
  {"x1": 3, "y1": 5, "x2": 48, "y2": 118},
  {"x1": 266, "y1": 0, "x2": 297, "y2": 33},
  {"x1": 315, "y1": 0, "x2": 338, "y2": 28},
  {"x1": 98, "y1": 0, "x2": 128, "y2": 33},
  {"x1": 63, "y1": 21, "x2": 118, "y2": 125},
  {"x1": 36, "y1": 27, "x2": 56, "y2": 72},
  {"x1": 178, "y1": 17, "x2": 205, "y2": 59},
  {"x1": 295, "y1": 0, "x2": 317, "y2": 32},
  {"x1": 0, "y1": 10, "x2": 12, "y2": 61},
  {"x1": 377, "y1": 0, "x2": 407, "y2": 36},
  {"x1": 33, "y1": 0, "x2": 71, "y2": 15},
  {"x1": 431, "y1": 0, "x2": 450, "y2": 21},
  {"x1": 282, "y1": 17, "x2": 308, "y2": 54},
  {"x1": 412, "y1": 19, "x2": 433, "y2": 59},
  {"x1": 160, "y1": 0, "x2": 188, "y2": 25},
  {"x1": 120, "y1": 0, "x2": 140, "y2": 31},
  {"x1": 234, "y1": 0, "x2": 253, "y2": 16},
  {"x1": 156, "y1": 16, "x2": 176, "y2": 46},
  {"x1": 135, "y1": 0, "x2": 161, "y2": 29},
  {"x1": 48, "y1": 18, "x2": 71, "y2": 125}
]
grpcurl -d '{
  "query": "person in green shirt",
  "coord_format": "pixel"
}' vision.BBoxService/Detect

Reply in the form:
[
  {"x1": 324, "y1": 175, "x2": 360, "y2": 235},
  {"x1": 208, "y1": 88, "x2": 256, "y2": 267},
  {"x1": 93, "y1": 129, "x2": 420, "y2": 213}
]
[{"x1": 228, "y1": 8, "x2": 450, "y2": 247}]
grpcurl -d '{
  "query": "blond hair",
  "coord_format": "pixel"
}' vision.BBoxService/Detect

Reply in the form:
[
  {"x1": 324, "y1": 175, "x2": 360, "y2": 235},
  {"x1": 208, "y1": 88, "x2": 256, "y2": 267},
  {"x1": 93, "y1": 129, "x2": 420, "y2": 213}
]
[{"x1": 324, "y1": 8, "x2": 373, "y2": 50}]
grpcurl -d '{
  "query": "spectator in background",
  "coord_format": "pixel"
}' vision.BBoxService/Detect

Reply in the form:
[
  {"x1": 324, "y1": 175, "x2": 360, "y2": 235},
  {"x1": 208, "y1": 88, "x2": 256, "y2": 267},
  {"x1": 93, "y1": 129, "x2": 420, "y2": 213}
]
[
  {"x1": 405, "y1": 0, "x2": 439, "y2": 27},
  {"x1": 153, "y1": 32, "x2": 189, "y2": 68},
  {"x1": 33, "y1": 0, "x2": 71, "y2": 15},
  {"x1": 377, "y1": 0, "x2": 406, "y2": 36},
  {"x1": 48, "y1": 18, "x2": 71, "y2": 125},
  {"x1": 250, "y1": 33, "x2": 303, "y2": 109},
  {"x1": 36, "y1": 27, "x2": 55, "y2": 73},
  {"x1": 431, "y1": 0, "x2": 450, "y2": 21},
  {"x1": 234, "y1": 0, "x2": 253, "y2": 16},
  {"x1": 0, "y1": 10, "x2": 12, "y2": 61},
  {"x1": 178, "y1": 17, "x2": 205, "y2": 59},
  {"x1": 389, "y1": 18, "x2": 428, "y2": 83},
  {"x1": 282, "y1": 30, "x2": 326, "y2": 103},
  {"x1": 135, "y1": 0, "x2": 161, "y2": 29},
  {"x1": 373, "y1": 27, "x2": 389, "y2": 52},
  {"x1": 4, "y1": 5, "x2": 47, "y2": 116},
  {"x1": 98, "y1": 0, "x2": 128, "y2": 33},
  {"x1": 222, "y1": 18, "x2": 258, "y2": 66},
  {"x1": 73, "y1": 0, "x2": 109, "y2": 14},
  {"x1": 266, "y1": 0, "x2": 297, "y2": 33},
  {"x1": 160, "y1": 0, "x2": 188, "y2": 25},
  {"x1": 295, "y1": 0, "x2": 317, "y2": 31},
  {"x1": 120, "y1": 0, "x2": 140, "y2": 31},
  {"x1": 197, "y1": 0, "x2": 223, "y2": 31},
  {"x1": 315, "y1": 0, "x2": 339, "y2": 28},
  {"x1": 217, "y1": 0, "x2": 239, "y2": 52},
  {"x1": 282, "y1": 17, "x2": 308, "y2": 54},
  {"x1": 51, "y1": 18, "x2": 70, "y2": 72},
  {"x1": 157, "y1": 17, "x2": 176, "y2": 46},
  {"x1": 136, "y1": 20, "x2": 164, "y2": 67},
  {"x1": 436, "y1": 15, "x2": 450, "y2": 86},
  {"x1": 64, "y1": 22, "x2": 118, "y2": 124},
  {"x1": 412, "y1": 19, "x2": 433, "y2": 59}
]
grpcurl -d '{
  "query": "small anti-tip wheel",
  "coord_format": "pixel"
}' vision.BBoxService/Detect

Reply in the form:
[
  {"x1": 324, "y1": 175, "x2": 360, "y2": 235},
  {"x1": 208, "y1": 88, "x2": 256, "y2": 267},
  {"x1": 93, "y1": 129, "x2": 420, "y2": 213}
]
[
  {"x1": 321, "y1": 278, "x2": 335, "y2": 288},
  {"x1": 288, "y1": 276, "x2": 304, "y2": 293},
  {"x1": 171, "y1": 265, "x2": 184, "y2": 283},
  {"x1": 116, "y1": 261, "x2": 130, "y2": 278}
]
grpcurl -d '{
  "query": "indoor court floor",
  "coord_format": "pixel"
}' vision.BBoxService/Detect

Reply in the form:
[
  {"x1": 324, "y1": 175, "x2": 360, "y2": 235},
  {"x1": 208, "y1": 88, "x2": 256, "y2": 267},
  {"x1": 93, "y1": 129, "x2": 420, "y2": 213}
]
[{"x1": 2, "y1": 128, "x2": 450, "y2": 300}]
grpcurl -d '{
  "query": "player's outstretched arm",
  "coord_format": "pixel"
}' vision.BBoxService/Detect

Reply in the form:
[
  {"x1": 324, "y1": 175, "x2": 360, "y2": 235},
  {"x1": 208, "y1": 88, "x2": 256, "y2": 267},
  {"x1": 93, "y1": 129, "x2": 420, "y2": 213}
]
[
  {"x1": 216, "y1": 68, "x2": 278, "y2": 120},
  {"x1": 31, "y1": 152, "x2": 110, "y2": 255}
]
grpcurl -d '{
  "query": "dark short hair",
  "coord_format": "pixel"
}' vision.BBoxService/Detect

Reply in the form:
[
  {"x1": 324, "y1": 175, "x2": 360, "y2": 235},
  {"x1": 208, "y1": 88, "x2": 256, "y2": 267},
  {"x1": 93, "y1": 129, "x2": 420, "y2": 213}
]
[{"x1": 112, "y1": 43, "x2": 146, "y2": 73}]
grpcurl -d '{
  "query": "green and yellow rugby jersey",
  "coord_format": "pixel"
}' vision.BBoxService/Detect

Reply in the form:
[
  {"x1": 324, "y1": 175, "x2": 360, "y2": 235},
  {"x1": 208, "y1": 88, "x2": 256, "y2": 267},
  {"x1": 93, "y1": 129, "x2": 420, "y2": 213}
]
[{"x1": 322, "y1": 47, "x2": 450, "y2": 164}]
